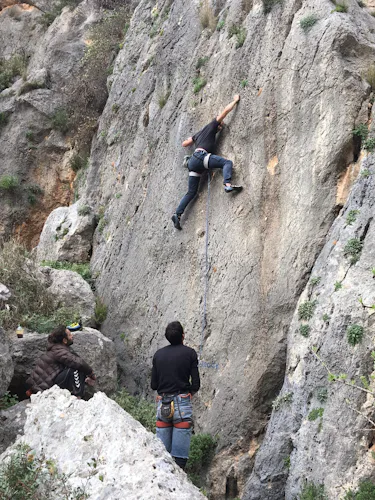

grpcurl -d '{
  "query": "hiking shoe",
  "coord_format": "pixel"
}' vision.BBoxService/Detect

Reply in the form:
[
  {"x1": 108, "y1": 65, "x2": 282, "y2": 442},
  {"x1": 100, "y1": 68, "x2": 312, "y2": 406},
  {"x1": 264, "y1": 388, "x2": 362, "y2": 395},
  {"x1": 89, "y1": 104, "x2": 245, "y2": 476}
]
[
  {"x1": 172, "y1": 214, "x2": 182, "y2": 230},
  {"x1": 224, "y1": 185, "x2": 243, "y2": 193}
]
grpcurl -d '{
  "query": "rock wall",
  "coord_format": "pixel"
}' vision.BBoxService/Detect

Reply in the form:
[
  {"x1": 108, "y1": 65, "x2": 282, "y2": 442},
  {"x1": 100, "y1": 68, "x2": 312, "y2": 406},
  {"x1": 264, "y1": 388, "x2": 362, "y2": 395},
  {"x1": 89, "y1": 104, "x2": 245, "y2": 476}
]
[
  {"x1": 0, "y1": 387, "x2": 205, "y2": 500},
  {"x1": 244, "y1": 142, "x2": 375, "y2": 499},
  {"x1": 80, "y1": 0, "x2": 375, "y2": 494},
  {"x1": 0, "y1": 0, "x2": 106, "y2": 247}
]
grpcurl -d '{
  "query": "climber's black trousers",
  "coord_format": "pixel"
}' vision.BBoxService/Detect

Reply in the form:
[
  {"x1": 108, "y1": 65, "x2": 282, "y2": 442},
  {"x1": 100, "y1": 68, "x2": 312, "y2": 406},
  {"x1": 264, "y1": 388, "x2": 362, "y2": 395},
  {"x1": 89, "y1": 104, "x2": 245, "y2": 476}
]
[{"x1": 54, "y1": 368, "x2": 86, "y2": 397}]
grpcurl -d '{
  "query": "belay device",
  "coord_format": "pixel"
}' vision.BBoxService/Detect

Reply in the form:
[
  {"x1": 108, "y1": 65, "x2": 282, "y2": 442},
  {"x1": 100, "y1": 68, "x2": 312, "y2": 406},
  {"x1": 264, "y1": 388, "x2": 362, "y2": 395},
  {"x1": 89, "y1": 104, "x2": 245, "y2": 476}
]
[{"x1": 160, "y1": 396, "x2": 175, "y2": 419}]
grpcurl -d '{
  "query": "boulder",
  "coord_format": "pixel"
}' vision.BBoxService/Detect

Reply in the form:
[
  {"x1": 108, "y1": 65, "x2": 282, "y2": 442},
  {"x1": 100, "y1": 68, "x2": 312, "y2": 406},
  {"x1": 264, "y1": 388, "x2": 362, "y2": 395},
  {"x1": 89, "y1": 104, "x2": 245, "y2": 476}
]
[
  {"x1": 8, "y1": 328, "x2": 116, "y2": 399},
  {"x1": 0, "y1": 387, "x2": 205, "y2": 500},
  {"x1": 36, "y1": 202, "x2": 96, "y2": 264},
  {"x1": 0, "y1": 327, "x2": 14, "y2": 398},
  {"x1": 43, "y1": 267, "x2": 95, "y2": 325},
  {"x1": 0, "y1": 400, "x2": 28, "y2": 455}
]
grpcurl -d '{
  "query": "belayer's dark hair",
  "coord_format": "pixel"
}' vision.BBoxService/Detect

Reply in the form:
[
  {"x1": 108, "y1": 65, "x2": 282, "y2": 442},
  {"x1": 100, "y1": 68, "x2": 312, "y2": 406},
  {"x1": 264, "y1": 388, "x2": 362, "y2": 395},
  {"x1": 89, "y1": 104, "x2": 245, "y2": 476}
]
[
  {"x1": 165, "y1": 321, "x2": 184, "y2": 345},
  {"x1": 48, "y1": 325, "x2": 68, "y2": 344}
]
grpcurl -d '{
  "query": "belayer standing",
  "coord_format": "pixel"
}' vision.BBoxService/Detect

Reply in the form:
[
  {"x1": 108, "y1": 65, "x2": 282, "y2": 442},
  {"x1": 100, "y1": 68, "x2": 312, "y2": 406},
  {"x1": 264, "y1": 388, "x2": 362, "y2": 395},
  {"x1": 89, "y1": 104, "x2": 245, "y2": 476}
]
[
  {"x1": 172, "y1": 94, "x2": 242, "y2": 230},
  {"x1": 151, "y1": 321, "x2": 200, "y2": 470}
]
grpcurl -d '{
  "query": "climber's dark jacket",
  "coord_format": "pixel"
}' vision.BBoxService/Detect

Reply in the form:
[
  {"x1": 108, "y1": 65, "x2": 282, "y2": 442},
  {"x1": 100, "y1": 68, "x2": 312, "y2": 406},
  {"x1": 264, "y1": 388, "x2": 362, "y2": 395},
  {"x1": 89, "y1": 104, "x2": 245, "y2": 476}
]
[{"x1": 26, "y1": 342, "x2": 93, "y2": 393}]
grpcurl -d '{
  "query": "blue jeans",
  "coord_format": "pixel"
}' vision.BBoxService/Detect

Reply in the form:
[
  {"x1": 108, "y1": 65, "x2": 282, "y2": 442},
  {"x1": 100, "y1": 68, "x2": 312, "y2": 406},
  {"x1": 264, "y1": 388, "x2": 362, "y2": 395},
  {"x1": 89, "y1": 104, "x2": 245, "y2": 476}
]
[
  {"x1": 156, "y1": 394, "x2": 193, "y2": 459},
  {"x1": 175, "y1": 152, "x2": 233, "y2": 216}
]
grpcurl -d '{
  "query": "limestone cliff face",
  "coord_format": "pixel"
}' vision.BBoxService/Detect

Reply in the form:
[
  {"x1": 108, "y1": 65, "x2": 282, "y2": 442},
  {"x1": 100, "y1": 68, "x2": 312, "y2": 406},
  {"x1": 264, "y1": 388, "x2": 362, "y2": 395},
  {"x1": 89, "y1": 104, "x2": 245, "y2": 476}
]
[
  {"x1": 0, "y1": 1, "x2": 106, "y2": 247},
  {"x1": 2, "y1": 0, "x2": 375, "y2": 497},
  {"x1": 81, "y1": 0, "x2": 375, "y2": 495}
]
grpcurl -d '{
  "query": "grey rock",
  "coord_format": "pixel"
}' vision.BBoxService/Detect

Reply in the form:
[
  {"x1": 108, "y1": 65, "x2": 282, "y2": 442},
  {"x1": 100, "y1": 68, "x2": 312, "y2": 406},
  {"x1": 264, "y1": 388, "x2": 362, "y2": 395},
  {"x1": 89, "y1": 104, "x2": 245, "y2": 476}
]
[
  {"x1": 244, "y1": 151, "x2": 375, "y2": 498},
  {"x1": 8, "y1": 328, "x2": 116, "y2": 397},
  {"x1": 0, "y1": 283, "x2": 11, "y2": 302},
  {"x1": 37, "y1": 202, "x2": 96, "y2": 263},
  {"x1": 45, "y1": 267, "x2": 95, "y2": 324},
  {"x1": 0, "y1": 400, "x2": 28, "y2": 455},
  {"x1": 0, "y1": 387, "x2": 205, "y2": 499},
  {"x1": 0, "y1": 327, "x2": 14, "y2": 398}
]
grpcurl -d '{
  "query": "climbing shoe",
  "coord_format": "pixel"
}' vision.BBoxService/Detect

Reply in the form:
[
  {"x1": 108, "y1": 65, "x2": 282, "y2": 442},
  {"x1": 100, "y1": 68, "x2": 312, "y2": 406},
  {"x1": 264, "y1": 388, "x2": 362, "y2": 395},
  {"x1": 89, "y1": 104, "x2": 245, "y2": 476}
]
[
  {"x1": 224, "y1": 185, "x2": 243, "y2": 193},
  {"x1": 172, "y1": 214, "x2": 182, "y2": 230}
]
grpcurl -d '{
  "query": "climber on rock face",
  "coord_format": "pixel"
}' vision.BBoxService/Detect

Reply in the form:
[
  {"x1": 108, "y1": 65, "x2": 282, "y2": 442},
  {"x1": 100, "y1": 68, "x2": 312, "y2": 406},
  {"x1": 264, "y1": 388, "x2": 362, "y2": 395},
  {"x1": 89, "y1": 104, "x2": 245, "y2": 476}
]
[
  {"x1": 26, "y1": 324, "x2": 96, "y2": 398},
  {"x1": 172, "y1": 94, "x2": 242, "y2": 230},
  {"x1": 151, "y1": 321, "x2": 200, "y2": 470}
]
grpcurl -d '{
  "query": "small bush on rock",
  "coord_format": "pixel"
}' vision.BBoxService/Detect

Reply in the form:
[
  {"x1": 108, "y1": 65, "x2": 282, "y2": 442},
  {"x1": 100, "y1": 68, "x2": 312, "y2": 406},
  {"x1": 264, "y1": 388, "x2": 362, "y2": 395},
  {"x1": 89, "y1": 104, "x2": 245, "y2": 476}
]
[
  {"x1": 0, "y1": 53, "x2": 28, "y2": 92},
  {"x1": 228, "y1": 24, "x2": 247, "y2": 48},
  {"x1": 352, "y1": 123, "x2": 369, "y2": 141},
  {"x1": 365, "y1": 65, "x2": 375, "y2": 90},
  {"x1": 193, "y1": 76, "x2": 207, "y2": 94},
  {"x1": 332, "y1": 2, "x2": 348, "y2": 13},
  {"x1": 0, "y1": 391, "x2": 19, "y2": 410},
  {"x1": 364, "y1": 137, "x2": 375, "y2": 152},
  {"x1": 344, "y1": 238, "x2": 363, "y2": 264},
  {"x1": 299, "y1": 482, "x2": 327, "y2": 500},
  {"x1": 77, "y1": 204, "x2": 91, "y2": 216},
  {"x1": 298, "y1": 300, "x2": 317, "y2": 321},
  {"x1": 186, "y1": 434, "x2": 217, "y2": 486},
  {"x1": 300, "y1": 14, "x2": 318, "y2": 31},
  {"x1": 344, "y1": 481, "x2": 375, "y2": 499},
  {"x1": 316, "y1": 387, "x2": 328, "y2": 403},
  {"x1": 41, "y1": 260, "x2": 92, "y2": 283},
  {"x1": 70, "y1": 153, "x2": 88, "y2": 172},
  {"x1": 39, "y1": 0, "x2": 81, "y2": 28},
  {"x1": 299, "y1": 324, "x2": 310, "y2": 337},
  {"x1": 0, "y1": 174, "x2": 19, "y2": 191},
  {"x1": 347, "y1": 324, "x2": 364, "y2": 346},
  {"x1": 94, "y1": 296, "x2": 107, "y2": 324},
  {"x1": 272, "y1": 391, "x2": 293, "y2": 411},
  {"x1": 308, "y1": 407, "x2": 324, "y2": 421},
  {"x1": 51, "y1": 108, "x2": 70, "y2": 134},
  {"x1": 346, "y1": 209, "x2": 360, "y2": 226},
  {"x1": 112, "y1": 388, "x2": 155, "y2": 433}
]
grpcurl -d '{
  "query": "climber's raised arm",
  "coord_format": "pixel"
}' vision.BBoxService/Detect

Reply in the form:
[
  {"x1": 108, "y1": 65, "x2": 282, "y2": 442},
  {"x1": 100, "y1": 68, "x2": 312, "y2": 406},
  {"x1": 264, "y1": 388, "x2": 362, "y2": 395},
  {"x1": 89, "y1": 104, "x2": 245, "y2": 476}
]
[
  {"x1": 182, "y1": 137, "x2": 194, "y2": 147},
  {"x1": 216, "y1": 94, "x2": 240, "y2": 123}
]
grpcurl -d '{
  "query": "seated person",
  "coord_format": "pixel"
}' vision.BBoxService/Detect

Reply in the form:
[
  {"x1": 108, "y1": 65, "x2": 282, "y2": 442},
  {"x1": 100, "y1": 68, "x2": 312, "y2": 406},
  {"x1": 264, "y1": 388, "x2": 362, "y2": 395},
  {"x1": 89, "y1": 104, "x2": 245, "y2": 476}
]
[{"x1": 26, "y1": 324, "x2": 96, "y2": 398}]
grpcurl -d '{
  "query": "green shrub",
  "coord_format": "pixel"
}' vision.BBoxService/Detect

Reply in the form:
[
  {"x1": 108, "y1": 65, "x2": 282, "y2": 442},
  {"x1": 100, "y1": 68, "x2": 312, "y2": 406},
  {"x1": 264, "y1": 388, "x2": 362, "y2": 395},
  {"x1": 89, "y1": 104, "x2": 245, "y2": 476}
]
[
  {"x1": 322, "y1": 314, "x2": 330, "y2": 323},
  {"x1": 0, "y1": 240, "x2": 81, "y2": 331},
  {"x1": 364, "y1": 137, "x2": 375, "y2": 152},
  {"x1": 300, "y1": 14, "x2": 318, "y2": 31},
  {"x1": 22, "y1": 308, "x2": 80, "y2": 334},
  {"x1": 316, "y1": 387, "x2": 328, "y2": 403},
  {"x1": 347, "y1": 324, "x2": 364, "y2": 346},
  {"x1": 344, "y1": 481, "x2": 375, "y2": 499},
  {"x1": 25, "y1": 184, "x2": 43, "y2": 205},
  {"x1": 308, "y1": 407, "x2": 324, "y2": 421},
  {"x1": 272, "y1": 391, "x2": 293, "y2": 411},
  {"x1": 186, "y1": 434, "x2": 217, "y2": 486},
  {"x1": 40, "y1": 260, "x2": 91, "y2": 283},
  {"x1": 0, "y1": 53, "x2": 28, "y2": 92},
  {"x1": 39, "y1": 0, "x2": 80, "y2": 28},
  {"x1": 216, "y1": 19, "x2": 225, "y2": 30},
  {"x1": 158, "y1": 90, "x2": 171, "y2": 109},
  {"x1": 240, "y1": 79, "x2": 248, "y2": 88},
  {"x1": 0, "y1": 174, "x2": 19, "y2": 191},
  {"x1": 18, "y1": 80, "x2": 45, "y2": 96},
  {"x1": 344, "y1": 238, "x2": 363, "y2": 264},
  {"x1": 94, "y1": 296, "x2": 107, "y2": 324},
  {"x1": 299, "y1": 324, "x2": 310, "y2": 337},
  {"x1": 193, "y1": 76, "x2": 207, "y2": 94},
  {"x1": 299, "y1": 482, "x2": 327, "y2": 500},
  {"x1": 69, "y1": 153, "x2": 88, "y2": 172},
  {"x1": 228, "y1": 24, "x2": 247, "y2": 48},
  {"x1": 0, "y1": 443, "x2": 85, "y2": 499},
  {"x1": 310, "y1": 276, "x2": 321, "y2": 286},
  {"x1": 0, "y1": 391, "x2": 19, "y2": 410},
  {"x1": 332, "y1": 2, "x2": 348, "y2": 13},
  {"x1": 284, "y1": 456, "x2": 291, "y2": 469},
  {"x1": 112, "y1": 103, "x2": 120, "y2": 113},
  {"x1": 361, "y1": 168, "x2": 371, "y2": 178},
  {"x1": 51, "y1": 108, "x2": 70, "y2": 134},
  {"x1": 334, "y1": 281, "x2": 342, "y2": 291},
  {"x1": 263, "y1": 0, "x2": 282, "y2": 14},
  {"x1": 25, "y1": 130, "x2": 34, "y2": 142},
  {"x1": 196, "y1": 56, "x2": 209, "y2": 70},
  {"x1": 298, "y1": 300, "x2": 317, "y2": 321},
  {"x1": 112, "y1": 388, "x2": 155, "y2": 433},
  {"x1": 352, "y1": 123, "x2": 369, "y2": 141},
  {"x1": 77, "y1": 204, "x2": 91, "y2": 216},
  {"x1": 346, "y1": 209, "x2": 360, "y2": 226}
]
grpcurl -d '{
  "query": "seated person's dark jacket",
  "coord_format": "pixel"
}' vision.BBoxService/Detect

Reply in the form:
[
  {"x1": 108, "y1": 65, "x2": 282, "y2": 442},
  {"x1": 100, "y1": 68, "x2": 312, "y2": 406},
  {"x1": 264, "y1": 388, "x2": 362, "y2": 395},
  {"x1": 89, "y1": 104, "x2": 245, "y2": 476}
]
[{"x1": 26, "y1": 342, "x2": 93, "y2": 393}]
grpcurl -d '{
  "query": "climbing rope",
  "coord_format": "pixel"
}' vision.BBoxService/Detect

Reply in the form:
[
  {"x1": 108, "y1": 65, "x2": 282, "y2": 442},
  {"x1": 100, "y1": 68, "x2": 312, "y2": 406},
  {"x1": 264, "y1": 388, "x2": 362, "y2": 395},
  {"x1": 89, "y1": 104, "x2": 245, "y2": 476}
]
[{"x1": 199, "y1": 171, "x2": 211, "y2": 358}]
